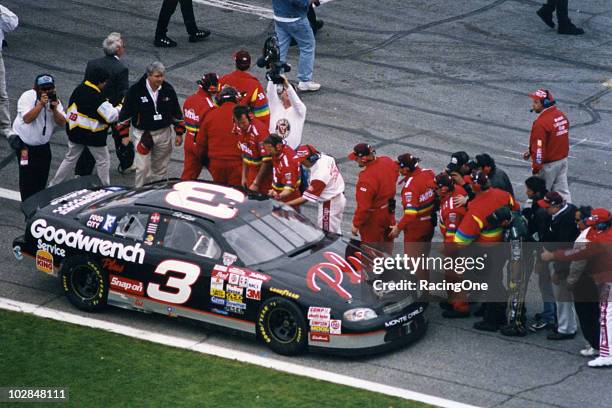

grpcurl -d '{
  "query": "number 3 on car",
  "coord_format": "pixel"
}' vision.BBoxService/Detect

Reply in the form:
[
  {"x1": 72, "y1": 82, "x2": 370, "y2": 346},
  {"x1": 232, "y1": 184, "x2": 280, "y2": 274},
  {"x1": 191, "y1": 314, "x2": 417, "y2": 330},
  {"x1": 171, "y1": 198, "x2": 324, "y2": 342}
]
[{"x1": 147, "y1": 260, "x2": 201, "y2": 304}]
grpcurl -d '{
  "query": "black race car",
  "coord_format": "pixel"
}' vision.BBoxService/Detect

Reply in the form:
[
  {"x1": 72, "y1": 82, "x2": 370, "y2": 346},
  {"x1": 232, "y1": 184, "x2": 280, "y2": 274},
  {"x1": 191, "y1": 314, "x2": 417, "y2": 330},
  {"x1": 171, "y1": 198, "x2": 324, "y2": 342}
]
[{"x1": 13, "y1": 177, "x2": 427, "y2": 356}]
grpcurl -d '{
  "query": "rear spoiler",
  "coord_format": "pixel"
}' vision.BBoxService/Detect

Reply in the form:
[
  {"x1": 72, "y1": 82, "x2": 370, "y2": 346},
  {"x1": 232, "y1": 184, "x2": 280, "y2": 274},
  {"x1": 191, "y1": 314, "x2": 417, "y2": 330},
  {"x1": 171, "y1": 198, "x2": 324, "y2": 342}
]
[{"x1": 21, "y1": 176, "x2": 104, "y2": 220}]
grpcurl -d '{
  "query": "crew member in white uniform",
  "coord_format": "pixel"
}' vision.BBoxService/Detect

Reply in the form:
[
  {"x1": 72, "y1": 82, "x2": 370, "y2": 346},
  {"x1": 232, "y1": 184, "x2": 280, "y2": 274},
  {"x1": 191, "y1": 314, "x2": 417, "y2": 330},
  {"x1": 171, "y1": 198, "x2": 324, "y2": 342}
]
[{"x1": 286, "y1": 144, "x2": 346, "y2": 233}]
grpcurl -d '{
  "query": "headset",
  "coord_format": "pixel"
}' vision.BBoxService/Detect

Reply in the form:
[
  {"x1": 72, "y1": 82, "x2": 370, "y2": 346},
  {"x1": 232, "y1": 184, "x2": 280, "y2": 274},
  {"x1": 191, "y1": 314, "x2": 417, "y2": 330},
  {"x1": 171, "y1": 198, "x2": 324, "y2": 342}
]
[{"x1": 541, "y1": 90, "x2": 553, "y2": 108}]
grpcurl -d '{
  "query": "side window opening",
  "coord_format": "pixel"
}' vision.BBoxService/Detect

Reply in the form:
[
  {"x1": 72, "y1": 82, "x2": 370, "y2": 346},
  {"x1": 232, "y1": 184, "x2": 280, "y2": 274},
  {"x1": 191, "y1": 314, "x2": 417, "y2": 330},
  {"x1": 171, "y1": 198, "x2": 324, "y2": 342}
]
[
  {"x1": 115, "y1": 213, "x2": 149, "y2": 241},
  {"x1": 164, "y1": 219, "x2": 221, "y2": 259}
]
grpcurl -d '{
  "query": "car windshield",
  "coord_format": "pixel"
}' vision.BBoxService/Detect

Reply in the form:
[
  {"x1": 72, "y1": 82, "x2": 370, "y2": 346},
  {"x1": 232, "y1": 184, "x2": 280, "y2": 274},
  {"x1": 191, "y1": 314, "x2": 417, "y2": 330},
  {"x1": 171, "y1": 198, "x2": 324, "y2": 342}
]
[{"x1": 222, "y1": 205, "x2": 324, "y2": 266}]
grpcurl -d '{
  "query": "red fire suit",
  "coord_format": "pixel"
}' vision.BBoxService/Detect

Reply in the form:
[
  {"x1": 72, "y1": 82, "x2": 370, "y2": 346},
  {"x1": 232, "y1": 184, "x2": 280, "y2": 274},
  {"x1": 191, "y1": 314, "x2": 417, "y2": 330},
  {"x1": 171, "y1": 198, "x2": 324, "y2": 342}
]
[
  {"x1": 352, "y1": 156, "x2": 399, "y2": 248},
  {"x1": 271, "y1": 144, "x2": 301, "y2": 204},
  {"x1": 529, "y1": 106, "x2": 569, "y2": 173},
  {"x1": 220, "y1": 70, "x2": 270, "y2": 126},
  {"x1": 199, "y1": 102, "x2": 242, "y2": 186},
  {"x1": 180, "y1": 89, "x2": 216, "y2": 180},
  {"x1": 235, "y1": 119, "x2": 272, "y2": 194}
]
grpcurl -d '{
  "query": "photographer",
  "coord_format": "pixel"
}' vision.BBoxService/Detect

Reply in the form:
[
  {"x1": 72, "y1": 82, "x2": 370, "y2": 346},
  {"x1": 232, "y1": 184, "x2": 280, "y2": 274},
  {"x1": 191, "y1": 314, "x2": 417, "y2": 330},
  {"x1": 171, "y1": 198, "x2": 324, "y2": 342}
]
[
  {"x1": 267, "y1": 75, "x2": 306, "y2": 149},
  {"x1": 11, "y1": 74, "x2": 66, "y2": 201},
  {"x1": 272, "y1": 0, "x2": 320, "y2": 92}
]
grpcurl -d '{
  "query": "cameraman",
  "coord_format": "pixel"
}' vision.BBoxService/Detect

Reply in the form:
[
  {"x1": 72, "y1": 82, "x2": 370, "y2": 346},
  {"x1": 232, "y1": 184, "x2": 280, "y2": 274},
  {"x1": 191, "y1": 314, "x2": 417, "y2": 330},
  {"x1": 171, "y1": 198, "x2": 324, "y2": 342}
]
[
  {"x1": 11, "y1": 74, "x2": 66, "y2": 201},
  {"x1": 272, "y1": 0, "x2": 320, "y2": 92},
  {"x1": 267, "y1": 75, "x2": 306, "y2": 149}
]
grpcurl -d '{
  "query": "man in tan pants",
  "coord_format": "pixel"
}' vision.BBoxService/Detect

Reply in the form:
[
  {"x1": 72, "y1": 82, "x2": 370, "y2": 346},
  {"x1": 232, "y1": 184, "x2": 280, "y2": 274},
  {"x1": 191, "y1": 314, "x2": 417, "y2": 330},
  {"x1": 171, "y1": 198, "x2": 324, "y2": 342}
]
[{"x1": 117, "y1": 61, "x2": 184, "y2": 187}]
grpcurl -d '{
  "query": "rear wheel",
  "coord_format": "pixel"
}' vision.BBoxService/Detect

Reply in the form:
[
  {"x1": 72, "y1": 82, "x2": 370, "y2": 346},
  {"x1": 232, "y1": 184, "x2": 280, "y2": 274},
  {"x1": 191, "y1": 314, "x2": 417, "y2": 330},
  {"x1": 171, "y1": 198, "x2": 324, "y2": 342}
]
[
  {"x1": 60, "y1": 256, "x2": 108, "y2": 312},
  {"x1": 258, "y1": 297, "x2": 307, "y2": 355}
]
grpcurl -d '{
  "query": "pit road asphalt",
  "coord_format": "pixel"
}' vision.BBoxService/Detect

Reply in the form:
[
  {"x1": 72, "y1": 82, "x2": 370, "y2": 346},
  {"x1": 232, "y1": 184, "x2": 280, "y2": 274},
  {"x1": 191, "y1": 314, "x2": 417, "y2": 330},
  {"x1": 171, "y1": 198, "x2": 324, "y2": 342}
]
[{"x1": 1, "y1": 1, "x2": 611, "y2": 407}]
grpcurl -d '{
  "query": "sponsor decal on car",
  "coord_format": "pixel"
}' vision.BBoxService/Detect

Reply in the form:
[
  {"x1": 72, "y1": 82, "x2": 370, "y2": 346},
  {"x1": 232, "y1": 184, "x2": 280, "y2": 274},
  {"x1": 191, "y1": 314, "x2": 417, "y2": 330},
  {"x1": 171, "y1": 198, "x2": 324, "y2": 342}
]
[
  {"x1": 269, "y1": 287, "x2": 300, "y2": 300},
  {"x1": 309, "y1": 332, "x2": 330, "y2": 342},
  {"x1": 30, "y1": 219, "x2": 145, "y2": 264},
  {"x1": 150, "y1": 213, "x2": 161, "y2": 223},
  {"x1": 307, "y1": 306, "x2": 331, "y2": 320},
  {"x1": 210, "y1": 276, "x2": 225, "y2": 298},
  {"x1": 144, "y1": 234, "x2": 155, "y2": 246},
  {"x1": 330, "y1": 319, "x2": 342, "y2": 335},
  {"x1": 52, "y1": 189, "x2": 115, "y2": 215},
  {"x1": 146, "y1": 222, "x2": 158, "y2": 235},
  {"x1": 211, "y1": 296, "x2": 225, "y2": 306},
  {"x1": 100, "y1": 214, "x2": 117, "y2": 233},
  {"x1": 226, "y1": 293, "x2": 243, "y2": 303},
  {"x1": 222, "y1": 252, "x2": 237, "y2": 266},
  {"x1": 172, "y1": 212, "x2": 196, "y2": 222},
  {"x1": 36, "y1": 240, "x2": 66, "y2": 257},
  {"x1": 86, "y1": 214, "x2": 105, "y2": 229},
  {"x1": 35, "y1": 250, "x2": 54, "y2": 274},
  {"x1": 246, "y1": 278, "x2": 262, "y2": 300},
  {"x1": 101, "y1": 258, "x2": 125, "y2": 273},
  {"x1": 226, "y1": 284, "x2": 243, "y2": 295},
  {"x1": 133, "y1": 299, "x2": 144, "y2": 308},
  {"x1": 306, "y1": 251, "x2": 363, "y2": 300},
  {"x1": 212, "y1": 307, "x2": 229, "y2": 316},
  {"x1": 229, "y1": 273, "x2": 240, "y2": 285},
  {"x1": 110, "y1": 274, "x2": 144, "y2": 296}
]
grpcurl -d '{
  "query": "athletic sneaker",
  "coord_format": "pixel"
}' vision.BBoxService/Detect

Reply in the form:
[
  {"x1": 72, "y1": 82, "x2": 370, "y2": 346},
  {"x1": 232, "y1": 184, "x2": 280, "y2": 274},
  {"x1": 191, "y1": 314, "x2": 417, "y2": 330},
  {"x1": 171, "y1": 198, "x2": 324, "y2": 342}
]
[
  {"x1": 529, "y1": 319, "x2": 555, "y2": 332},
  {"x1": 587, "y1": 356, "x2": 612, "y2": 368},
  {"x1": 154, "y1": 35, "x2": 177, "y2": 48},
  {"x1": 580, "y1": 346, "x2": 599, "y2": 357},
  {"x1": 298, "y1": 81, "x2": 321, "y2": 92}
]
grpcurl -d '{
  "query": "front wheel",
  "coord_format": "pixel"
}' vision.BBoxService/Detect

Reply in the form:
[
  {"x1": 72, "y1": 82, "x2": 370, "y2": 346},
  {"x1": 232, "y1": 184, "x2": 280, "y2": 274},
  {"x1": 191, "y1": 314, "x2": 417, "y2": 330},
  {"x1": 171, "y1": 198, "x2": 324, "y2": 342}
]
[
  {"x1": 258, "y1": 297, "x2": 308, "y2": 355},
  {"x1": 60, "y1": 256, "x2": 108, "y2": 312}
]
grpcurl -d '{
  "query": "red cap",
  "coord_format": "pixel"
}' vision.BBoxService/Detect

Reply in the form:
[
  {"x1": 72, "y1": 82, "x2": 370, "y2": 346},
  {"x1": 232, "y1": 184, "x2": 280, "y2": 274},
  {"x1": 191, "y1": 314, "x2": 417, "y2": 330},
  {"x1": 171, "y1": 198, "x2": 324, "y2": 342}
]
[
  {"x1": 296, "y1": 144, "x2": 319, "y2": 163},
  {"x1": 234, "y1": 50, "x2": 251, "y2": 70},
  {"x1": 348, "y1": 143, "x2": 374, "y2": 160},
  {"x1": 537, "y1": 191, "x2": 564, "y2": 208},
  {"x1": 585, "y1": 208, "x2": 611, "y2": 226},
  {"x1": 529, "y1": 88, "x2": 554, "y2": 103}
]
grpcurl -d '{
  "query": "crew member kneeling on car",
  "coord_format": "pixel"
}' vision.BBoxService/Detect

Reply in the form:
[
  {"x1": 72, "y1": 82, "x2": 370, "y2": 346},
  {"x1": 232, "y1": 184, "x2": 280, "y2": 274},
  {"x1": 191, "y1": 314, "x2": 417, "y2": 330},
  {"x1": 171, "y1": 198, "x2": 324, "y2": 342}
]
[{"x1": 263, "y1": 133, "x2": 301, "y2": 207}]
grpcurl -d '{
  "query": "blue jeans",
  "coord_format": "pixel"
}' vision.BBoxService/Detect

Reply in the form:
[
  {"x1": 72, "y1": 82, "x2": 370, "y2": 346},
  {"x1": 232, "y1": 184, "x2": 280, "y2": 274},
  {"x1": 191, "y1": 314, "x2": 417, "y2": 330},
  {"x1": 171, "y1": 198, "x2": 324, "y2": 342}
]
[{"x1": 275, "y1": 17, "x2": 315, "y2": 82}]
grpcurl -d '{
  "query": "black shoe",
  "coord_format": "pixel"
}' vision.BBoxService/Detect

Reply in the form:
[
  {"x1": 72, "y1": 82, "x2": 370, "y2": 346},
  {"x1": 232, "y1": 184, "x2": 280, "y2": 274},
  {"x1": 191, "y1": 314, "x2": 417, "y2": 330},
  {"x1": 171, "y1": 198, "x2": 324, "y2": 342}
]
[
  {"x1": 500, "y1": 324, "x2": 528, "y2": 337},
  {"x1": 189, "y1": 29, "x2": 211, "y2": 43},
  {"x1": 536, "y1": 7, "x2": 555, "y2": 28},
  {"x1": 473, "y1": 320, "x2": 500, "y2": 332},
  {"x1": 558, "y1": 24, "x2": 584, "y2": 35},
  {"x1": 474, "y1": 304, "x2": 485, "y2": 317},
  {"x1": 547, "y1": 331, "x2": 576, "y2": 340},
  {"x1": 314, "y1": 20, "x2": 324, "y2": 31},
  {"x1": 442, "y1": 309, "x2": 470, "y2": 319},
  {"x1": 154, "y1": 35, "x2": 177, "y2": 48}
]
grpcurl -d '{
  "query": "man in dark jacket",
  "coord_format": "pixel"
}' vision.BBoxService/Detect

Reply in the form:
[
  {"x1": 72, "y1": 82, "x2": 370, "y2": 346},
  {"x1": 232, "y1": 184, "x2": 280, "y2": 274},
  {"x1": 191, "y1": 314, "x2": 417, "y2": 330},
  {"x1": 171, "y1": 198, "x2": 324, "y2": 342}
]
[
  {"x1": 522, "y1": 176, "x2": 556, "y2": 331},
  {"x1": 76, "y1": 32, "x2": 133, "y2": 176},
  {"x1": 539, "y1": 191, "x2": 579, "y2": 340},
  {"x1": 475, "y1": 153, "x2": 514, "y2": 196},
  {"x1": 49, "y1": 67, "x2": 120, "y2": 186},
  {"x1": 117, "y1": 61, "x2": 185, "y2": 187}
]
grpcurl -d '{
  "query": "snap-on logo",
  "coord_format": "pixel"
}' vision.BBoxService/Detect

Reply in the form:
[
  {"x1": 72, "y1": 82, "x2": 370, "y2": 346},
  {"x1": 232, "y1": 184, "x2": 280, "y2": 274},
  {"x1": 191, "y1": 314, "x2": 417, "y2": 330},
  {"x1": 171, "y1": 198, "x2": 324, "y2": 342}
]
[{"x1": 110, "y1": 275, "x2": 144, "y2": 296}]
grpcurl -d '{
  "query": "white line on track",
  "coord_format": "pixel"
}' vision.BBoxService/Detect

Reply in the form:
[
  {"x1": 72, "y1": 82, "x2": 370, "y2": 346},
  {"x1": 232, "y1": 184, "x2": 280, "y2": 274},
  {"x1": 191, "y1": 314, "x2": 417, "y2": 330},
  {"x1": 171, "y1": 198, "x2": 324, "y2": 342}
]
[
  {"x1": 0, "y1": 187, "x2": 20, "y2": 202},
  {"x1": 0, "y1": 297, "x2": 479, "y2": 408},
  {"x1": 193, "y1": 0, "x2": 333, "y2": 19}
]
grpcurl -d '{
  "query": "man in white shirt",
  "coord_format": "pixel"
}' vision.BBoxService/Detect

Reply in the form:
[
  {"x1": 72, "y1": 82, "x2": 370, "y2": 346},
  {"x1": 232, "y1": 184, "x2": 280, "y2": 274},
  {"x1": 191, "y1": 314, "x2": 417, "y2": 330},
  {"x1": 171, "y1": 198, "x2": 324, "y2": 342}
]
[
  {"x1": 12, "y1": 74, "x2": 66, "y2": 201},
  {"x1": 286, "y1": 144, "x2": 346, "y2": 233},
  {"x1": 267, "y1": 76, "x2": 306, "y2": 150},
  {"x1": 0, "y1": 4, "x2": 18, "y2": 138}
]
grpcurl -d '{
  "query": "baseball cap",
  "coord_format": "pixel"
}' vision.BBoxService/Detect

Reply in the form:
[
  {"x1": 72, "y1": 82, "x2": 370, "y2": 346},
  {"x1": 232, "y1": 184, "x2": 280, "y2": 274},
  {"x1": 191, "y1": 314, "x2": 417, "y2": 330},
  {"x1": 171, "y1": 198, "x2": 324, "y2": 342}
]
[
  {"x1": 434, "y1": 172, "x2": 453, "y2": 189},
  {"x1": 472, "y1": 171, "x2": 489, "y2": 187},
  {"x1": 217, "y1": 86, "x2": 239, "y2": 104},
  {"x1": 397, "y1": 153, "x2": 419, "y2": 169},
  {"x1": 446, "y1": 151, "x2": 469, "y2": 173},
  {"x1": 296, "y1": 144, "x2": 320, "y2": 163},
  {"x1": 585, "y1": 208, "x2": 611, "y2": 226},
  {"x1": 348, "y1": 143, "x2": 374, "y2": 160},
  {"x1": 234, "y1": 50, "x2": 251, "y2": 70},
  {"x1": 537, "y1": 191, "x2": 564, "y2": 208},
  {"x1": 35, "y1": 74, "x2": 54, "y2": 88},
  {"x1": 198, "y1": 72, "x2": 219, "y2": 93},
  {"x1": 529, "y1": 88, "x2": 555, "y2": 103}
]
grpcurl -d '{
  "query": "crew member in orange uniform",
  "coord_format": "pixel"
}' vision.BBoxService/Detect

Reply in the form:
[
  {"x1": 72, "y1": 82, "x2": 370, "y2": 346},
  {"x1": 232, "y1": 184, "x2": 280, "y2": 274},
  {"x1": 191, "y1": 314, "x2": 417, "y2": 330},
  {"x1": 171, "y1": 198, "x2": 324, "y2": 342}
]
[
  {"x1": 180, "y1": 72, "x2": 218, "y2": 180},
  {"x1": 348, "y1": 143, "x2": 398, "y2": 253}
]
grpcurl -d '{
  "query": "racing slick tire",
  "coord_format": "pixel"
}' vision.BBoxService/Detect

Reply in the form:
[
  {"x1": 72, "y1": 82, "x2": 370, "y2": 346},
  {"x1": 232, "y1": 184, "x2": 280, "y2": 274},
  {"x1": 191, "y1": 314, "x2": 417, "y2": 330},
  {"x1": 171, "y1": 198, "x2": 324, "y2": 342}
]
[
  {"x1": 258, "y1": 297, "x2": 308, "y2": 355},
  {"x1": 60, "y1": 256, "x2": 108, "y2": 312}
]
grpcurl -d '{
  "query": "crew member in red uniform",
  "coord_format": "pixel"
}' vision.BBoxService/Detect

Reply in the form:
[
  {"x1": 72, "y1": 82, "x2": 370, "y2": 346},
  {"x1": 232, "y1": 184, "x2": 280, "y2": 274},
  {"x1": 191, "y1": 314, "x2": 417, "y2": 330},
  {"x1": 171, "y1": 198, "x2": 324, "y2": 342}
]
[
  {"x1": 180, "y1": 73, "x2": 219, "y2": 180},
  {"x1": 542, "y1": 208, "x2": 612, "y2": 367},
  {"x1": 198, "y1": 86, "x2": 241, "y2": 185},
  {"x1": 233, "y1": 105, "x2": 272, "y2": 193},
  {"x1": 435, "y1": 172, "x2": 470, "y2": 318},
  {"x1": 523, "y1": 88, "x2": 571, "y2": 201},
  {"x1": 220, "y1": 50, "x2": 270, "y2": 126},
  {"x1": 454, "y1": 171, "x2": 520, "y2": 331},
  {"x1": 389, "y1": 154, "x2": 436, "y2": 285},
  {"x1": 263, "y1": 134, "x2": 301, "y2": 206},
  {"x1": 348, "y1": 143, "x2": 398, "y2": 253}
]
